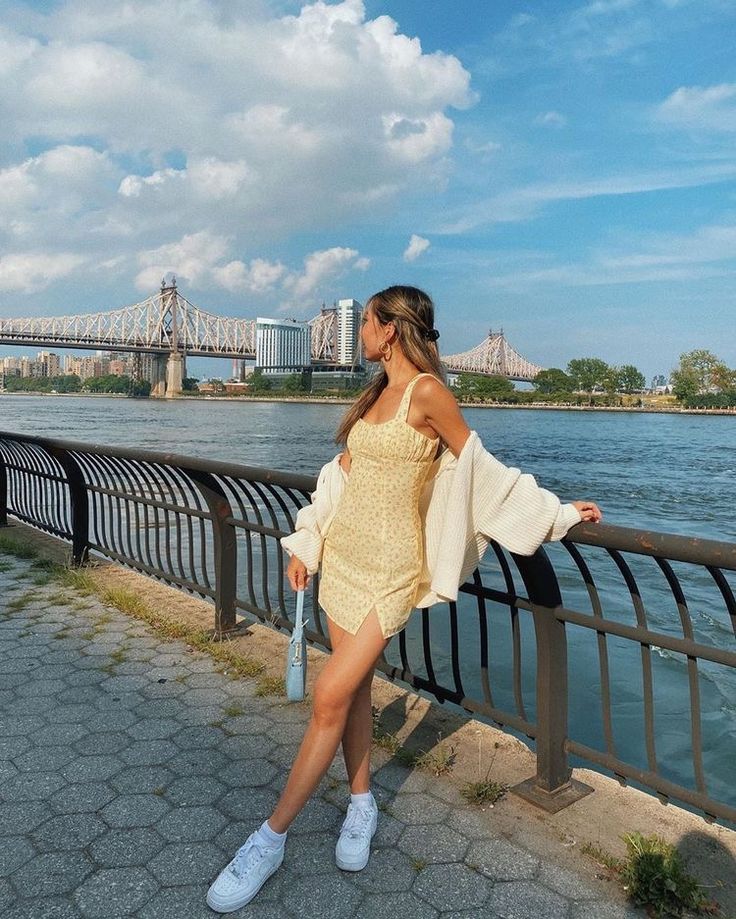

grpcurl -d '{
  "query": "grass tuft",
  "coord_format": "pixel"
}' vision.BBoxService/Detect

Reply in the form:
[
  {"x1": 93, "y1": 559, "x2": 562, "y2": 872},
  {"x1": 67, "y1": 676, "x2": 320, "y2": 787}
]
[
  {"x1": 7, "y1": 591, "x2": 39, "y2": 612},
  {"x1": 255, "y1": 675, "x2": 286, "y2": 697},
  {"x1": 460, "y1": 779, "x2": 507, "y2": 806},
  {"x1": 0, "y1": 534, "x2": 38, "y2": 559},
  {"x1": 413, "y1": 735, "x2": 457, "y2": 776}
]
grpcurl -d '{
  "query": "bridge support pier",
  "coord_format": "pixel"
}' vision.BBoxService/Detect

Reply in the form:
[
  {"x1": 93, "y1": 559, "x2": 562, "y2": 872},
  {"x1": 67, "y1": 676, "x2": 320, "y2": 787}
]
[
  {"x1": 165, "y1": 352, "x2": 185, "y2": 399},
  {"x1": 150, "y1": 356, "x2": 167, "y2": 398}
]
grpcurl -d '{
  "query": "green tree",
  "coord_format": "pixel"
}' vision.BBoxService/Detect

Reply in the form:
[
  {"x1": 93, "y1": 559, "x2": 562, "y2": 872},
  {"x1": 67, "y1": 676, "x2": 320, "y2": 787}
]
[
  {"x1": 182, "y1": 377, "x2": 200, "y2": 392},
  {"x1": 533, "y1": 368, "x2": 573, "y2": 395},
  {"x1": 248, "y1": 369, "x2": 272, "y2": 393},
  {"x1": 566, "y1": 358, "x2": 609, "y2": 394},
  {"x1": 671, "y1": 349, "x2": 731, "y2": 401},
  {"x1": 618, "y1": 365, "x2": 646, "y2": 393},
  {"x1": 452, "y1": 373, "x2": 514, "y2": 401},
  {"x1": 128, "y1": 379, "x2": 151, "y2": 398}
]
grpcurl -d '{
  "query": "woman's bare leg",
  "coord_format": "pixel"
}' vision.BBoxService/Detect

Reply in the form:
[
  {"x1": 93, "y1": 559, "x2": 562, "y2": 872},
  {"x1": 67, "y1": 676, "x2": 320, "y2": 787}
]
[
  {"x1": 267, "y1": 610, "x2": 388, "y2": 833},
  {"x1": 327, "y1": 618, "x2": 375, "y2": 795}
]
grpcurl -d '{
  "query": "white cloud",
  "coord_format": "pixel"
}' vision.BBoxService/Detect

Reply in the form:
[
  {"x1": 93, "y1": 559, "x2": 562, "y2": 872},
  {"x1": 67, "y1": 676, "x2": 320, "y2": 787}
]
[
  {"x1": 212, "y1": 258, "x2": 286, "y2": 294},
  {"x1": 135, "y1": 231, "x2": 232, "y2": 291},
  {"x1": 403, "y1": 234, "x2": 431, "y2": 262},
  {"x1": 534, "y1": 110, "x2": 567, "y2": 128},
  {"x1": 656, "y1": 83, "x2": 736, "y2": 132},
  {"x1": 0, "y1": 252, "x2": 85, "y2": 292},
  {"x1": 285, "y1": 247, "x2": 369, "y2": 299},
  {"x1": 0, "y1": 0, "x2": 471, "y2": 297}
]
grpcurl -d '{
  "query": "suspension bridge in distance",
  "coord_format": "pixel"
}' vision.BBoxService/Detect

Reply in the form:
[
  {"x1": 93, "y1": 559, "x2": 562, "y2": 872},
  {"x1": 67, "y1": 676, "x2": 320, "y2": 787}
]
[{"x1": 0, "y1": 280, "x2": 543, "y2": 397}]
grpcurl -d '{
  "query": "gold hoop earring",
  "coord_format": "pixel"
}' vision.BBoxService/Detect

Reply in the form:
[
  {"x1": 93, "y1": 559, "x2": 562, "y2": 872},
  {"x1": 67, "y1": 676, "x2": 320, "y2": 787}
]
[{"x1": 378, "y1": 340, "x2": 392, "y2": 360}]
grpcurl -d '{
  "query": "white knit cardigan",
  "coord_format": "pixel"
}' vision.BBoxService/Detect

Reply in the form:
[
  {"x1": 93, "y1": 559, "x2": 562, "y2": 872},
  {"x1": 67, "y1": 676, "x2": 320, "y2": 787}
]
[{"x1": 280, "y1": 430, "x2": 581, "y2": 608}]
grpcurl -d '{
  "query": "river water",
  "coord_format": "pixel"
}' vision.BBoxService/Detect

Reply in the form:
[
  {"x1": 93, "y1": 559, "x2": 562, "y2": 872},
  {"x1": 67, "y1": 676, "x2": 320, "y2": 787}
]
[{"x1": 2, "y1": 394, "x2": 735, "y2": 813}]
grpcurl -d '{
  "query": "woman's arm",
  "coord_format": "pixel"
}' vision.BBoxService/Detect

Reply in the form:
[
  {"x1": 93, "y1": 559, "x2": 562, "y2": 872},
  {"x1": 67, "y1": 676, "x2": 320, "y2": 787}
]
[
  {"x1": 339, "y1": 447, "x2": 351, "y2": 474},
  {"x1": 414, "y1": 376, "x2": 602, "y2": 523},
  {"x1": 412, "y1": 376, "x2": 470, "y2": 457}
]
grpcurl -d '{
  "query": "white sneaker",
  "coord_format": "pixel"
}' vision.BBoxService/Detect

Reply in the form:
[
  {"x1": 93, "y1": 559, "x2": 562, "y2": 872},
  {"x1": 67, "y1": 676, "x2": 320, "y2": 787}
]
[
  {"x1": 335, "y1": 798, "x2": 378, "y2": 871},
  {"x1": 206, "y1": 831, "x2": 284, "y2": 913}
]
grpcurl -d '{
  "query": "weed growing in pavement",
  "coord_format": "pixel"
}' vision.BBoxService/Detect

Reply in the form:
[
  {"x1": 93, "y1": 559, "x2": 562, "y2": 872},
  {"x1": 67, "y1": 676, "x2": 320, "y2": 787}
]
[
  {"x1": 460, "y1": 735, "x2": 507, "y2": 807},
  {"x1": 255, "y1": 675, "x2": 286, "y2": 697},
  {"x1": 413, "y1": 734, "x2": 458, "y2": 776},
  {"x1": 0, "y1": 535, "x2": 38, "y2": 559},
  {"x1": 7, "y1": 590, "x2": 39, "y2": 612}
]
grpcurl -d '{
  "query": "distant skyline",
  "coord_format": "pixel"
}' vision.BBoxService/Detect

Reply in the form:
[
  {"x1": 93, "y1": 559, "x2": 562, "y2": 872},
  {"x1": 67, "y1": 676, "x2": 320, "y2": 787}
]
[{"x1": 1, "y1": 0, "x2": 734, "y2": 382}]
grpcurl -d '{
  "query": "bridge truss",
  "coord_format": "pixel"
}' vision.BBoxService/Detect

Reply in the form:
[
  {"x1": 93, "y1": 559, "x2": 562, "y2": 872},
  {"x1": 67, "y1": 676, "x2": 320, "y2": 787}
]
[
  {"x1": 442, "y1": 330, "x2": 543, "y2": 382},
  {"x1": 0, "y1": 284, "x2": 257, "y2": 358}
]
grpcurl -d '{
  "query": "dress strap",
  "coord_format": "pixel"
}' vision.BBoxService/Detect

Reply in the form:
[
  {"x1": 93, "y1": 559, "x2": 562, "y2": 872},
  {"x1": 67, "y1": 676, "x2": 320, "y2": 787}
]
[{"x1": 397, "y1": 372, "x2": 432, "y2": 422}]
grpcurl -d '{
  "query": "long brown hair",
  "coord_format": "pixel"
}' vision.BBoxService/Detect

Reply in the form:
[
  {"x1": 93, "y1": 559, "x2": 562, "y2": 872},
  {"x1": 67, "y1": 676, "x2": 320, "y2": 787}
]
[{"x1": 335, "y1": 285, "x2": 446, "y2": 445}]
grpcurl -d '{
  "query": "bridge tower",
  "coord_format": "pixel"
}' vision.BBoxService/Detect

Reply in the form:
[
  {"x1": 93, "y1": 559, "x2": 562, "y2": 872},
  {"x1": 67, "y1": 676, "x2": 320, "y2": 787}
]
[{"x1": 159, "y1": 277, "x2": 186, "y2": 399}]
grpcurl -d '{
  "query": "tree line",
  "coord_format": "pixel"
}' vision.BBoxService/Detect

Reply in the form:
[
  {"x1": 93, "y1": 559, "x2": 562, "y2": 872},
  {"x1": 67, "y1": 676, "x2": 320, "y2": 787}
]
[
  {"x1": 1, "y1": 374, "x2": 152, "y2": 398},
  {"x1": 670, "y1": 349, "x2": 736, "y2": 408}
]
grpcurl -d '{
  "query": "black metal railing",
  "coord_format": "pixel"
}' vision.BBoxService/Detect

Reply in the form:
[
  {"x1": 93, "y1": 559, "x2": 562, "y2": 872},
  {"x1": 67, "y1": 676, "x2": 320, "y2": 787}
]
[{"x1": 1, "y1": 431, "x2": 734, "y2": 825}]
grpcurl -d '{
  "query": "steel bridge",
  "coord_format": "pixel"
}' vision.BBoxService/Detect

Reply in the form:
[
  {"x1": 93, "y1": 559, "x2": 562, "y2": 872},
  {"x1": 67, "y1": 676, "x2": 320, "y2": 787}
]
[
  {"x1": 0, "y1": 283, "x2": 543, "y2": 394},
  {"x1": 441, "y1": 330, "x2": 543, "y2": 382}
]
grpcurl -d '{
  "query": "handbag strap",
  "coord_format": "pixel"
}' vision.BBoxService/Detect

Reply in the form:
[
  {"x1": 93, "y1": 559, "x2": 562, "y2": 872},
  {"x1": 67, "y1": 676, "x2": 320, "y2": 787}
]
[{"x1": 294, "y1": 589, "x2": 305, "y2": 630}]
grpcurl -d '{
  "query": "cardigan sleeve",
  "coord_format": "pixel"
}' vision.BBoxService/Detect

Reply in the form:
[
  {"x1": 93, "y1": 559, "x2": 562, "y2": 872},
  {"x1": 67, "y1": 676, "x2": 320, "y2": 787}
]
[
  {"x1": 472, "y1": 444, "x2": 581, "y2": 556},
  {"x1": 280, "y1": 455, "x2": 346, "y2": 575}
]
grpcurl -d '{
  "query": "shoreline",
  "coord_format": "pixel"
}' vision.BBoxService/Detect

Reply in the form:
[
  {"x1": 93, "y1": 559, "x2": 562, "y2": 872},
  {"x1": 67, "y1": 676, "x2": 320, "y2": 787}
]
[
  {"x1": 2, "y1": 389, "x2": 736, "y2": 416},
  {"x1": 0, "y1": 392, "x2": 736, "y2": 416}
]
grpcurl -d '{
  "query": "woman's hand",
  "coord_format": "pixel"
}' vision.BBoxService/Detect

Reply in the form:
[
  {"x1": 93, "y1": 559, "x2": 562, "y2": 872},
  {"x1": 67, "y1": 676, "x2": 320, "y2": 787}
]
[
  {"x1": 572, "y1": 500, "x2": 603, "y2": 523},
  {"x1": 287, "y1": 554, "x2": 310, "y2": 591}
]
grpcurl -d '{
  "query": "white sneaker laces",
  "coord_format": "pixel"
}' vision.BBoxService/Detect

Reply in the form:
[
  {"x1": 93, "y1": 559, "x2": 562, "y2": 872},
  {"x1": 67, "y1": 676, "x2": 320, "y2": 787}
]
[
  {"x1": 229, "y1": 838, "x2": 264, "y2": 878},
  {"x1": 342, "y1": 804, "x2": 374, "y2": 840}
]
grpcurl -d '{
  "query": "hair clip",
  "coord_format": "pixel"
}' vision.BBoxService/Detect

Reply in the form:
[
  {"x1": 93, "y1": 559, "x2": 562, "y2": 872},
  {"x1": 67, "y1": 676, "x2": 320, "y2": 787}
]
[{"x1": 425, "y1": 328, "x2": 440, "y2": 342}]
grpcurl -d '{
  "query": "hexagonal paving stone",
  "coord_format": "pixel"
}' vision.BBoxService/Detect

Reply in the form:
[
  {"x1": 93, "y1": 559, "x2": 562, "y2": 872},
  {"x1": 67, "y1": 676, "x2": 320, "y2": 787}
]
[
  {"x1": 350, "y1": 846, "x2": 417, "y2": 892},
  {"x1": 171, "y1": 726, "x2": 222, "y2": 750},
  {"x1": 101, "y1": 793, "x2": 169, "y2": 828},
  {"x1": 489, "y1": 881, "x2": 571, "y2": 919},
  {"x1": 49, "y1": 704, "x2": 97, "y2": 724},
  {"x1": 0, "y1": 838, "x2": 36, "y2": 878},
  {"x1": 73, "y1": 867, "x2": 158, "y2": 917},
  {"x1": 31, "y1": 813, "x2": 107, "y2": 852},
  {"x1": 0, "y1": 736, "x2": 31, "y2": 760},
  {"x1": 10, "y1": 851, "x2": 94, "y2": 898},
  {"x1": 290, "y1": 797, "x2": 342, "y2": 835},
  {"x1": 360, "y1": 892, "x2": 439, "y2": 919},
  {"x1": 466, "y1": 838, "x2": 540, "y2": 881},
  {"x1": 398, "y1": 824, "x2": 470, "y2": 864},
  {"x1": 447, "y1": 807, "x2": 498, "y2": 840},
  {"x1": 281, "y1": 873, "x2": 363, "y2": 918},
  {"x1": 61, "y1": 756, "x2": 123, "y2": 783},
  {"x1": 1, "y1": 715, "x2": 45, "y2": 736},
  {"x1": 156, "y1": 805, "x2": 227, "y2": 842},
  {"x1": 16, "y1": 679, "x2": 67, "y2": 698},
  {"x1": 218, "y1": 733, "x2": 276, "y2": 761},
  {"x1": 31, "y1": 723, "x2": 90, "y2": 747},
  {"x1": 110, "y1": 765, "x2": 174, "y2": 795},
  {"x1": 385, "y1": 792, "x2": 450, "y2": 826},
  {"x1": 163, "y1": 776, "x2": 226, "y2": 807},
  {"x1": 569, "y1": 903, "x2": 641, "y2": 919},
  {"x1": 126, "y1": 718, "x2": 180, "y2": 741},
  {"x1": 1, "y1": 771, "x2": 68, "y2": 802},
  {"x1": 222, "y1": 713, "x2": 273, "y2": 736},
  {"x1": 136, "y1": 884, "x2": 218, "y2": 919},
  {"x1": 89, "y1": 828, "x2": 166, "y2": 868},
  {"x1": 0, "y1": 802, "x2": 53, "y2": 834},
  {"x1": 284, "y1": 831, "x2": 339, "y2": 876},
  {"x1": 84, "y1": 710, "x2": 137, "y2": 733},
  {"x1": 71, "y1": 732, "x2": 129, "y2": 757},
  {"x1": 372, "y1": 761, "x2": 429, "y2": 794},
  {"x1": 220, "y1": 758, "x2": 278, "y2": 788},
  {"x1": 218, "y1": 787, "x2": 279, "y2": 822},
  {"x1": 3, "y1": 896, "x2": 83, "y2": 919},
  {"x1": 536, "y1": 864, "x2": 600, "y2": 900},
  {"x1": 119, "y1": 739, "x2": 178, "y2": 767},
  {"x1": 13, "y1": 747, "x2": 77, "y2": 774},
  {"x1": 412, "y1": 863, "x2": 491, "y2": 912},
  {"x1": 148, "y1": 841, "x2": 225, "y2": 885},
  {"x1": 170, "y1": 749, "x2": 229, "y2": 777},
  {"x1": 51, "y1": 783, "x2": 116, "y2": 815}
]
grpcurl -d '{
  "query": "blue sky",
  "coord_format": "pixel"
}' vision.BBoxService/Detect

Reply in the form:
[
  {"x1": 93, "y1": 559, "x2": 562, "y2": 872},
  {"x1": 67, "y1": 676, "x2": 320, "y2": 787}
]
[{"x1": 1, "y1": 0, "x2": 735, "y2": 381}]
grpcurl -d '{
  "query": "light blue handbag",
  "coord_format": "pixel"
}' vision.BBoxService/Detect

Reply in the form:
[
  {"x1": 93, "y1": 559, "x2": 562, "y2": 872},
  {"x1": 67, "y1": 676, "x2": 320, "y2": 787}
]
[{"x1": 285, "y1": 589, "x2": 308, "y2": 702}]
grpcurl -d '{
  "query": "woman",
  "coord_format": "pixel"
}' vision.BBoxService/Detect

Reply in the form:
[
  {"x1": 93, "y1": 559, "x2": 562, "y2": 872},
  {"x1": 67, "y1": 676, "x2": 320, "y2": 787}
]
[{"x1": 207, "y1": 286, "x2": 601, "y2": 913}]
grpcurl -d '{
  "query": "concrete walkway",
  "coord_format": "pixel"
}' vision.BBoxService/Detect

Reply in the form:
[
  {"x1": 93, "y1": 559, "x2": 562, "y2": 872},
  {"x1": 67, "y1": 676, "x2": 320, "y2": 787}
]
[{"x1": 0, "y1": 553, "x2": 643, "y2": 919}]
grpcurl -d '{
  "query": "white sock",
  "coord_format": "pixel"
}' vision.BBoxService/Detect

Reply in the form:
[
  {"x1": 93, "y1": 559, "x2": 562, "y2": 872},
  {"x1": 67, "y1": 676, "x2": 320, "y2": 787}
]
[
  {"x1": 351, "y1": 791, "x2": 375, "y2": 809},
  {"x1": 258, "y1": 819, "x2": 287, "y2": 848}
]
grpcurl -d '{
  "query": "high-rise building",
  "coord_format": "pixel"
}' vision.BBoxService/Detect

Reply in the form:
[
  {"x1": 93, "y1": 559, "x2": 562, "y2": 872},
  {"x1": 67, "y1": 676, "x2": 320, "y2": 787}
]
[
  {"x1": 256, "y1": 318, "x2": 311, "y2": 371},
  {"x1": 37, "y1": 351, "x2": 61, "y2": 377},
  {"x1": 337, "y1": 299, "x2": 363, "y2": 367}
]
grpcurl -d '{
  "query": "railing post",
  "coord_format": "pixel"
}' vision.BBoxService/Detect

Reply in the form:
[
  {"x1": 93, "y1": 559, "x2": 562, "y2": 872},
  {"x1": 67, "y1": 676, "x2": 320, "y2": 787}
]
[
  {"x1": 45, "y1": 446, "x2": 89, "y2": 566},
  {"x1": 0, "y1": 449, "x2": 8, "y2": 527},
  {"x1": 511, "y1": 548, "x2": 593, "y2": 812},
  {"x1": 187, "y1": 470, "x2": 237, "y2": 636}
]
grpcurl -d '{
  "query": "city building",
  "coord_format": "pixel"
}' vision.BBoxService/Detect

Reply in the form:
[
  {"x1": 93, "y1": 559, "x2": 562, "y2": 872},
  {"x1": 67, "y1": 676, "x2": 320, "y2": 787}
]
[
  {"x1": 256, "y1": 317, "x2": 311, "y2": 372},
  {"x1": 337, "y1": 298, "x2": 363, "y2": 367},
  {"x1": 37, "y1": 351, "x2": 61, "y2": 377}
]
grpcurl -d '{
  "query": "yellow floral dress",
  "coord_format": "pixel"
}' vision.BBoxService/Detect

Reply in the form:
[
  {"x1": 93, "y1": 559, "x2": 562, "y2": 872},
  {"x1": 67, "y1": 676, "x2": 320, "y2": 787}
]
[{"x1": 319, "y1": 373, "x2": 438, "y2": 639}]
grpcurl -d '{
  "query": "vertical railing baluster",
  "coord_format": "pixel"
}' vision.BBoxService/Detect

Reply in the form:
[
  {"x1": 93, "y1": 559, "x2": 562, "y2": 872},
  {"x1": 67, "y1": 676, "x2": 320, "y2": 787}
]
[{"x1": 512, "y1": 548, "x2": 594, "y2": 812}]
